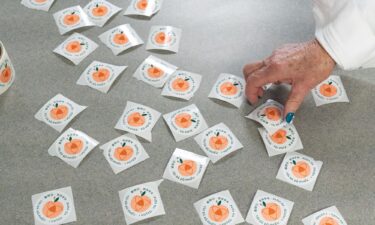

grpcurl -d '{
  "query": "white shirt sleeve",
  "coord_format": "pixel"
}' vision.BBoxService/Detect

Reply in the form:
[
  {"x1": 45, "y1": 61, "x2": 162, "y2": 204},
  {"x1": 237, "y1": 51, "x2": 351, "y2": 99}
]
[{"x1": 313, "y1": 0, "x2": 375, "y2": 70}]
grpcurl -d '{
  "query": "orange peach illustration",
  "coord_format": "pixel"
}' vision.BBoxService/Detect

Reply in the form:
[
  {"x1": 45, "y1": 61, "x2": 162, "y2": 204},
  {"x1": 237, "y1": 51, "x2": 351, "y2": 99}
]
[
  {"x1": 34, "y1": 0, "x2": 47, "y2": 3},
  {"x1": 92, "y1": 67, "x2": 110, "y2": 82},
  {"x1": 220, "y1": 81, "x2": 238, "y2": 96},
  {"x1": 42, "y1": 197, "x2": 64, "y2": 219},
  {"x1": 113, "y1": 31, "x2": 128, "y2": 45},
  {"x1": 319, "y1": 82, "x2": 337, "y2": 97},
  {"x1": 154, "y1": 32, "x2": 171, "y2": 44},
  {"x1": 319, "y1": 217, "x2": 339, "y2": 225},
  {"x1": 177, "y1": 158, "x2": 197, "y2": 176},
  {"x1": 65, "y1": 41, "x2": 83, "y2": 53},
  {"x1": 292, "y1": 160, "x2": 311, "y2": 179},
  {"x1": 127, "y1": 112, "x2": 147, "y2": 127},
  {"x1": 136, "y1": 0, "x2": 148, "y2": 10},
  {"x1": 92, "y1": 4, "x2": 108, "y2": 17},
  {"x1": 63, "y1": 12, "x2": 80, "y2": 26},
  {"x1": 114, "y1": 143, "x2": 134, "y2": 161},
  {"x1": 208, "y1": 201, "x2": 229, "y2": 222},
  {"x1": 131, "y1": 191, "x2": 152, "y2": 213},
  {"x1": 174, "y1": 113, "x2": 195, "y2": 128},
  {"x1": 209, "y1": 132, "x2": 228, "y2": 151},
  {"x1": 64, "y1": 137, "x2": 83, "y2": 155},
  {"x1": 262, "y1": 107, "x2": 281, "y2": 121},
  {"x1": 261, "y1": 202, "x2": 281, "y2": 221},
  {"x1": 172, "y1": 77, "x2": 190, "y2": 92},
  {"x1": 147, "y1": 65, "x2": 164, "y2": 78},
  {"x1": 270, "y1": 129, "x2": 291, "y2": 144},
  {"x1": 50, "y1": 103, "x2": 69, "y2": 120},
  {"x1": 0, "y1": 64, "x2": 11, "y2": 83}
]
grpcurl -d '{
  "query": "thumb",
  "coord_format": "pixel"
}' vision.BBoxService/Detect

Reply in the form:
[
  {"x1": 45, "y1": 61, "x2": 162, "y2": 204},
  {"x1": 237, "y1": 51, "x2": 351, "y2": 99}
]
[{"x1": 284, "y1": 84, "x2": 309, "y2": 123}]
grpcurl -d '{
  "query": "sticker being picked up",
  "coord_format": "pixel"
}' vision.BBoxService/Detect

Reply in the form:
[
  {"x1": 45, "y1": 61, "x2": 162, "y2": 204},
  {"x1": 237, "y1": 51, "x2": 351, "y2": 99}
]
[
  {"x1": 163, "y1": 148, "x2": 209, "y2": 189},
  {"x1": 115, "y1": 101, "x2": 161, "y2": 142},
  {"x1": 146, "y1": 26, "x2": 182, "y2": 53},
  {"x1": 208, "y1": 73, "x2": 246, "y2": 108},
  {"x1": 246, "y1": 190, "x2": 294, "y2": 225},
  {"x1": 100, "y1": 134, "x2": 149, "y2": 174},
  {"x1": 276, "y1": 152, "x2": 322, "y2": 191},
  {"x1": 48, "y1": 128, "x2": 99, "y2": 168},
  {"x1": 119, "y1": 179, "x2": 165, "y2": 225},
  {"x1": 258, "y1": 124, "x2": 303, "y2": 157},
  {"x1": 53, "y1": 33, "x2": 98, "y2": 65},
  {"x1": 32, "y1": 186, "x2": 77, "y2": 225},
  {"x1": 99, "y1": 24, "x2": 143, "y2": 55},
  {"x1": 84, "y1": 0, "x2": 122, "y2": 27},
  {"x1": 194, "y1": 190, "x2": 244, "y2": 225},
  {"x1": 21, "y1": 0, "x2": 55, "y2": 11},
  {"x1": 53, "y1": 5, "x2": 94, "y2": 35},
  {"x1": 302, "y1": 206, "x2": 347, "y2": 225},
  {"x1": 194, "y1": 123, "x2": 243, "y2": 163},
  {"x1": 35, "y1": 94, "x2": 87, "y2": 132},
  {"x1": 161, "y1": 70, "x2": 202, "y2": 100},
  {"x1": 246, "y1": 99, "x2": 286, "y2": 134},
  {"x1": 76, "y1": 61, "x2": 127, "y2": 93},
  {"x1": 312, "y1": 75, "x2": 349, "y2": 106},
  {"x1": 133, "y1": 55, "x2": 178, "y2": 88},
  {"x1": 163, "y1": 104, "x2": 208, "y2": 142},
  {"x1": 124, "y1": 0, "x2": 163, "y2": 17}
]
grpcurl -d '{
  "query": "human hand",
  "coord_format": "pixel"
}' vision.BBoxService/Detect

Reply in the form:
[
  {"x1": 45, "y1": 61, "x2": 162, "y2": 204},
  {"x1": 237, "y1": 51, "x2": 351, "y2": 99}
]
[{"x1": 243, "y1": 39, "x2": 336, "y2": 123}]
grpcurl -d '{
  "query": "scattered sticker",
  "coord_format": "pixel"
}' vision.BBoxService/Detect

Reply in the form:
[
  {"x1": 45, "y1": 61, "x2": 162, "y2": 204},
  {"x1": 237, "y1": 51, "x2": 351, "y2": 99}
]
[
  {"x1": 302, "y1": 206, "x2": 347, "y2": 225},
  {"x1": 21, "y1": 0, "x2": 55, "y2": 11},
  {"x1": 163, "y1": 104, "x2": 208, "y2": 142},
  {"x1": 115, "y1": 101, "x2": 161, "y2": 142},
  {"x1": 32, "y1": 186, "x2": 77, "y2": 225},
  {"x1": 76, "y1": 60, "x2": 127, "y2": 93},
  {"x1": 146, "y1": 26, "x2": 182, "y2": 53},
  {"x1": 258, "y1": 124, "x2": 303, "y2": 157},
  {"x1": 246, "y1": 190, "x2": 294, "y2": 225},
  {"x1": 163, "y1": 148, "x2": 209, "y2": 189},
  {"x1": 53, "y1": 5, "x2": 94, "y2": 35},
  {"x1": 100, "y1": 133, "x2": 149, "y2": 174},
  {"x1": 246, "y1": 99, "x2": 287, "y2": 134},
  {"x1": 194, "y1": 190, "x2": 245, "y2": 225},
  {"x1": 311, "y1": 75, "x2": 349, "y2": 106},
  {"x1": 208, "y1": 73, "x2": 246, "y2": 108},
  {"x1": 0, "y1": 41, "x2": 15, "y2": 96},
  {"x1": 119, "y1": 179, "x2": 165, "y2": 224},
  {"x1": 161, "y1": 70, "x2": 202, "y2": 100},
  {"x1": 83, "y1": 0, "x2": 122, "y2": 27},
  {"x1": 194, "y1": 122, "x2": 243, "y2": 163},
  {"x1": 124, "y1": 0, "x2": 163, "y2": 17},
  {"x1": 133, "y1": 55, "x2": 178, "y2": 88},
  {"x1": 99, "y1": 24, "x2": 143, "y2": 55},
  {"x1": 53, "y1": 33, "x2": 98, "y2": 65},
  {"x1": 35, "y1": 93, "x2": 87, "y2": 132}
]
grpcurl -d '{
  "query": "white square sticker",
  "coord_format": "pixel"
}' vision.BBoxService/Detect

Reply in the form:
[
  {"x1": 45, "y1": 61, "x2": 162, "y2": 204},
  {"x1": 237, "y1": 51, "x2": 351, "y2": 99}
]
[
  {"x1": 83, "y1": 0, "x2": 122, "y2": 27},
  {"x1": 302, "y1": 206, "x2": 347, "y2": 225},
  {"x1": 53, "y1": 5, "x2": 94, "y2": 35},
  {"x1": 311, "y1": 75, "x2": 349, "y2": 106},
  {"x1": 124, "y1": 0, "x2": 163, "y2": 17},
  {"x1": 161, "y1": 70, "x2": 202, "y2": 100},
  {"x1": 21, "y1": 0, "x2": 55, "y2": 11},
  {"x1": 146, "y1": 26, "x2": 182, "y2": 53}
]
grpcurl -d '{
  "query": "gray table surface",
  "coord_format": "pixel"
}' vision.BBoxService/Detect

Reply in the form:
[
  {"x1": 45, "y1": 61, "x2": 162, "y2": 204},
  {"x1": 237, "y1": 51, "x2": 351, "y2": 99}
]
[{"x1": 1, "y1": 0, "x2": 375, "y2": 224}]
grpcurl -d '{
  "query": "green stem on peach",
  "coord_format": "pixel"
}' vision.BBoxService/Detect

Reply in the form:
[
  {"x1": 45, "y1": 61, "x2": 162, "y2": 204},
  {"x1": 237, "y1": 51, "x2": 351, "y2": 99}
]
[
  {"x1": 68, "y1": 137, "x2": 72, "y2": 142},
  {"x1": 217, "y1": 200, "x2": 222, "y2": 206},
  {"x1": 286, "y1": 136, "x2": 291, "y2": 140},
  {"x1": 122, "y1": 142, "x2": 126, "y2": 147},
  {"x1": 80, "y1": 43, "x2": 85, "y2": 45},
  {"x1": 191, "y1": 119, "x2": 196, "y2": 123},
  {"x1": 292, "y1": 160, "x2": 296, "y2": 165},
  {"x1": 233, "y1": 83, "x2": 238, "y2": 86},
  {"x1": 96, "y1": 4, "x2": 99, "y2": 7},
  {"x1": 54, "y1": 197, "x2": 59, "y2": 202},
  {"x1": 54, "y1": 103, "x2": 59, "y2": 108},
  {"x1": 216, "y1": 132, "x2": 220, "y2": 136},
  {"x1": 328, "y1": 81, "x2": 332, "y2": 85},
  {"x1": 262, "y1": 201, "x2": 266, "y2": 207},
  {"x1": 184, "y1": 78, "x2": 189, "y2": 81},
  {"x1": 141, "y1": 113, "x2": 147, "y2": 116},
  {"x1": 178, "y1": 158, "x2": 183, "y2": 164},
  {"x1": 141, "y1": 191, "x2": 146, "y2": 196}
]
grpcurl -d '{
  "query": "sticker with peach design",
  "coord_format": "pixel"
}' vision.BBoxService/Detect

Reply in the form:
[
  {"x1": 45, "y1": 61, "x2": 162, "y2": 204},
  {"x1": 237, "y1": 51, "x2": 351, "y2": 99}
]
[
  {"x1": 146, "y1": 26, "x2": 182, "y2": 53},
  {"x1": 209, "y1": 73, "x2": 246, "y2": 108},
  {"x1": 163, "y1": 148, "x2": 209, "y2": 189},
  {"x1": 77, "y1": 61, "x2": 127, "y2": 93},
  {"x1": 259, "y1": 124, "x2": 303, "y2": 157},
  {"x1": 21, "y1": 0, "x2": 55, "y2": 11},
  {"x1": 99, "y1": 24, "x2": 144, "y2": 55},
  {"x1": 277, "y1": 152, "x2": 322, "y2": 191},
  {"x1": 0, "y1": 42, "x2": 15, "y2": 95},
  {"x1": 53, "y1": 6, "x2": 93, "y2": 35},
  {"x1": 32, "y1": 187, "x2": 76, "y2": 225},
  {"x1": 84, "y1": 0, "x2": 121, "y2": 27},
  {"x1": 246, "y1": 190, "x2": 293, "y2": 225},
  {"x1": 124, "y1": 0, "x2": 162, "y2": 17},
  {"x1": 246, "y1": 99, "x2": 286, "y2": 134},
  {"x1": 194, "y1": 190, "x2": 244, "y2": 225},
  {"x1": 162, "y1": 70, "x2": 202, "y2": 100},
  {"x1": 302, "y1": 206, "x2": 347, "y2": 225},
  {"x1": 101, "y1": 134, "x2": 149, "y2": 174},
  {"x1": 119, "y1": 180, "x2": 165, "y2": 224},
  {"x1": 312, "y1": 75, "x2": 349, "y2": 106}
]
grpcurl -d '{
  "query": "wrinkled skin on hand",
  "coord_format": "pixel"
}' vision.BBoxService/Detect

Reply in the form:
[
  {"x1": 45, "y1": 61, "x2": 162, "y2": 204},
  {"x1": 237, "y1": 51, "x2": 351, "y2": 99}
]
[{"x1": 243, "y1": 39, "x2": 336, "y2": 117}]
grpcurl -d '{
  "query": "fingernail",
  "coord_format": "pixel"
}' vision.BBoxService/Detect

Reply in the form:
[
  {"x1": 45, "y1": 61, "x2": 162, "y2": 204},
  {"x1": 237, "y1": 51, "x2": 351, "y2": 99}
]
[{"x1": 285, "y1": 112, "x2": 295, "y2": 124}]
